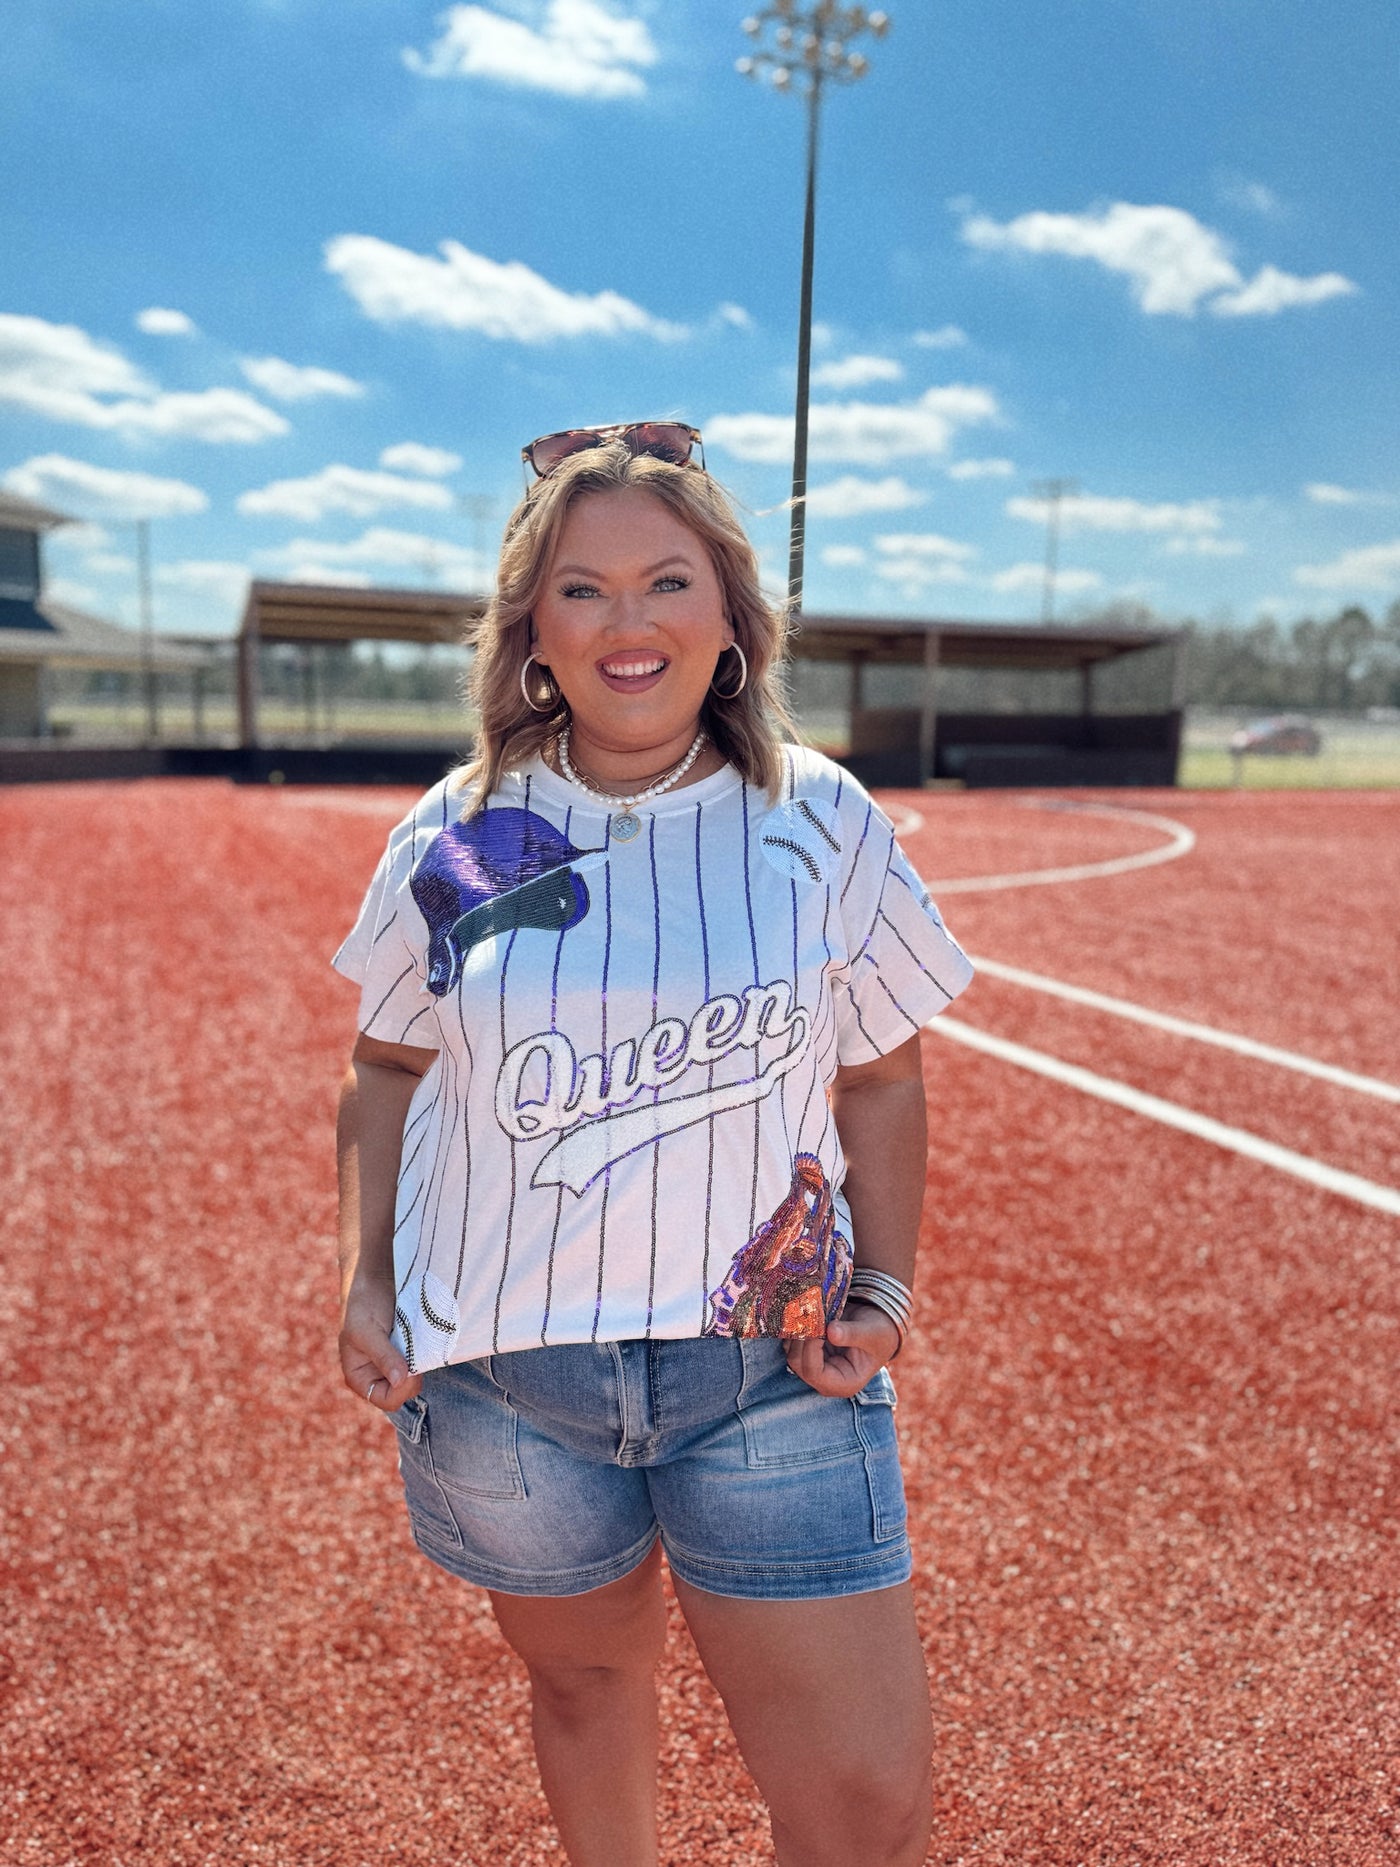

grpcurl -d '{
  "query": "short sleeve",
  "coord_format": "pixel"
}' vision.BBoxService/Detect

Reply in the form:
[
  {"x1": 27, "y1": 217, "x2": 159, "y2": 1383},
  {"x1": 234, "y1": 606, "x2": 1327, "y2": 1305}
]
[
  {"x1": 834, "y1": 819, "x2": 974, "y2": 1064},
  {"x1": 332, "y1": 834, "x2": 441, "y2": 1050}
]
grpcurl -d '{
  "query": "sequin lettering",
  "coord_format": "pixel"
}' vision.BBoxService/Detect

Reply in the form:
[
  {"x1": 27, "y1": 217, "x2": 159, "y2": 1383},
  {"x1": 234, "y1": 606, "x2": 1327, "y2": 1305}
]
[{"x1": 494, "y1": 981, "x2": 811, "y2": 1193}]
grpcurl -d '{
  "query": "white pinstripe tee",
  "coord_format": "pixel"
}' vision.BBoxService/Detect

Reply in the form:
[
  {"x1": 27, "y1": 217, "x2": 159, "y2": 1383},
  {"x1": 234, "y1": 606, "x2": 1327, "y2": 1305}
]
[{"x1": 333, "y1": 743, "x2": 973, "y2": 1371}]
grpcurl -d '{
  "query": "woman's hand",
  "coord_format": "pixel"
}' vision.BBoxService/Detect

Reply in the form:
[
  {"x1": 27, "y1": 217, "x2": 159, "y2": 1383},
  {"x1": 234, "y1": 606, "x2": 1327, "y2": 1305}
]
[
  {"x1": 792, "y1": 1034, "x2": 926, "y2": 1398},
  {"x1": 784, "y1": 1301, "x2": 902, "y2": 1397},
  {"x1": 337, "y1": 1036, "x2": 436, "y2": 1412},
  {"x1": 339, "y1": 1281, "x2": 421, "y2": 1412}
]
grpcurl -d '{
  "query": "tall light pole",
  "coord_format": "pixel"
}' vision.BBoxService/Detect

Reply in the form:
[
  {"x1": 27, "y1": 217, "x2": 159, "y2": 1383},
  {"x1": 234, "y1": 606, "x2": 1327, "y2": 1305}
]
[
  {"x1": 738, "y1": 4, "x2": 890, "y2": 612},
  {"x1": 1031, "y1": 477, "x2": 1078, "y2": 624},
  {"x1": 134, "y1": 518, "x2": 160, "y2": 743}
]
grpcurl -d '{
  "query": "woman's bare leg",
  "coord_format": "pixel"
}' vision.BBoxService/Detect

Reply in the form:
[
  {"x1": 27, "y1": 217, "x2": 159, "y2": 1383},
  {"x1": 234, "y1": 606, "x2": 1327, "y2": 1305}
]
[
  {"x1": 674, "y1": 1576, "x2": 934, "y2": 1867},
  {"x1": 489, "y1": 1543, "x2": 668, "y2": 1867}
]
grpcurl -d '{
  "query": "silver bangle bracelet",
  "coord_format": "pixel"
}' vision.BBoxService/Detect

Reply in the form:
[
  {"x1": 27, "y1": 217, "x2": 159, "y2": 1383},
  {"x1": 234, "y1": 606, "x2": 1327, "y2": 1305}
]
[
  {"x1": 848, "y1": 1266, "x2": 913, "y2": 1322},
  {"x1": 845, "y1": 1268, "x2": 914, "y2": 1358}
]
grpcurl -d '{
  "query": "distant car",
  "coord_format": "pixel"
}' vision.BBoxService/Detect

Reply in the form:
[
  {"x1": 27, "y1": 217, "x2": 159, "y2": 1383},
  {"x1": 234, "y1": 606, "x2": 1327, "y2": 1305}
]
[{"x1": 1229, "y1": 716, "x2": 1322, "y2": 756}]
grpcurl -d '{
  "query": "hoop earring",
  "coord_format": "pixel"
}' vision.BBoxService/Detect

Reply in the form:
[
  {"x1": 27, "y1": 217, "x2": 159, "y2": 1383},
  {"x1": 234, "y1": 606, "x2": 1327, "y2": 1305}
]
[
  {"x1": 520, "y1": 653, "x2": 561, "y2": 713},
  {"x1": 709, "y1": 642, "x2": 748, "y2": 699}
]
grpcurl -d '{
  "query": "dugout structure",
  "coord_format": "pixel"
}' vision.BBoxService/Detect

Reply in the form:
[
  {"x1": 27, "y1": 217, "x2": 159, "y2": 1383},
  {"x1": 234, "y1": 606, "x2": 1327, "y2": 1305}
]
[
  {"x1": 794, "y1": 613, "x2": 1187, "y2": 788},
  {"x1": 234, "y1": 583, "x2": 1186, "y2": 790},
  {"x1": 236, "y1": 580, "x2": 485, "y2": 782}
]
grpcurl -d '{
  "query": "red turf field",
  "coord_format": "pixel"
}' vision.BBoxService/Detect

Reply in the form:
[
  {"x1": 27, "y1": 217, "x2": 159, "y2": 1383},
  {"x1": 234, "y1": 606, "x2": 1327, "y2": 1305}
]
[{"x1": 2, "y1": 780, "x2": 1396, "y2": 1866}]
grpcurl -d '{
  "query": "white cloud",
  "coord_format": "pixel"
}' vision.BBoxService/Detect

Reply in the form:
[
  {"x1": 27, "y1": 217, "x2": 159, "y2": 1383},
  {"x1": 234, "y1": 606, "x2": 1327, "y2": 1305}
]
[
  {"x1": 961, "y1": 201, "x2": 1356, "y2": 318},
  {"x1": 803, "y1": 475, "x2": 927, "y2": 519},
  {"x1": 238, "y1": 356, "x2": 365, "y2": 402},
  {"x1": 874, "y1": 556, "x2": 974, "y2": 591},
  {"x1": 0, "y1": 312, "x2": 286, "y2": 440},
  {"x1": 325, "y1": 233, "x2": 684, "y2": 342},
  {"x1": 913, "y1": 325, "x2": 968, "y2": 349},
  {"x1": 260, "y1": 527, "x2": 485, "y2": 583},
  {"x1": 1210, "y1": 265, "x2": 1357, "y2": 317},
  {"x1": 1163, "y1": 535, "x2": 1247, "y2": 556},
  {"x1": 962, "y1": 203, "x2": 1238, "y2": 314},
  {"x1": 715, "y1": 302, "x2": 754, "y2": 331},
  {"x1": 281, "y1": 564, "x2": 375, "y2": 589},
  {"x1": 1218, "y1": 176, "x2": 1283, "y2": 218},
  {"x1": 380, "y1": 442, "x2": 464, "y2": 477},
  {"x1": 156, "y1": 560, "x2": 251, "y2": 601},
  {"x1": 875, "y1": 532, "x2": 977, "y2": 562},
  {"x1": 43, "y1": 575, "x2": 106, "y2": 610},
  {"x1": 257, "y1": 528, "x2": 491, "y2": 594},
  {"x1": 237, "y1": 464, "x2": 455, "y2": 522},
  {"x1": 136, "y1": 307, "x2": 198, "y2": 337},
  {"x1": 1304, "y1": 482, "x2": 1394, "y2": 508},
  {"x1": 1007, "y1": 491, "x2": 1221, "y2": 534},
  {"x1": 1294, "y1": 541, "x2": 1400, "y2": 591},
  {"x1": 3, "y1": 453, "x2": 208, "y2": 520},
  {"x1": 947, "y1": 457, "x2": 1014, "y2": 481},
  {"x1": 810, "y1": 354, "x2": 904, "y2": 391},
  {"x1": 404, "y1": 1, "x2": 657, "y2": 99},
  {"x1": 708, "y1": 385, "x2": 998, "y2": 466},
  {"x1": 990, "y1": 562, "x2": 1103, "y2": 595},
  {"x1": 820, "y1": 544, "x2": 867, "y2": 568},
  {"x1": 116, "y1": 390, "x2": 289, "y2": 442},
  {"x1": 2, "y1": 311, "x2": 150, "y2": 408},
  {"x1": 53, "y1": 522, "x2": 112, "y2": 551},
  {"x1": 865, "y1": 531, "x2": 979, "y2": 592}
]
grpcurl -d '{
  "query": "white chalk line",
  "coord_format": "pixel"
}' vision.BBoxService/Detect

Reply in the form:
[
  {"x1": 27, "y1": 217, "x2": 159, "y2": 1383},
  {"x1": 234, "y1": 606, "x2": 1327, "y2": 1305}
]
[
  {"x1": 930, "y1": 802, "x2": 1195, "y2": 894},
  {"x1": 927, "y1": 1016, "x2": 1400, "y2": 1220},
  {"x1": 968, "y1": 957, "x2": 1400, "y2": 1106}
]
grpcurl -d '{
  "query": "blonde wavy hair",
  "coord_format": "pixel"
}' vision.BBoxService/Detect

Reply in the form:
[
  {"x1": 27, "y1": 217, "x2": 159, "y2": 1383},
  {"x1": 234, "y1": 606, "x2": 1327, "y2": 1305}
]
[{"x1": 455, "y1": 440, "x2": 797, "y2": 815}]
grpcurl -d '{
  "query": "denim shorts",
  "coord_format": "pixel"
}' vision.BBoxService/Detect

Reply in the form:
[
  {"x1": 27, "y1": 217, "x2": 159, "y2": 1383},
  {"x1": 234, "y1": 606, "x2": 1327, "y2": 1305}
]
[{"x1": 386, "y1": 1334, "x2": 911, "y2": 1600}]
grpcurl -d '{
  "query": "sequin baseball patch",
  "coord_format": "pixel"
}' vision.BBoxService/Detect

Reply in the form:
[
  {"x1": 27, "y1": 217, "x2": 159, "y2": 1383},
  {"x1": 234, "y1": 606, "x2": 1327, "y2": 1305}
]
[
  {"x1": 703, "y1": 1153, "x2": 853, "y2": 1339},
  {"x1": 757, "y1": 796, "x2": 843, "y2": 885}
]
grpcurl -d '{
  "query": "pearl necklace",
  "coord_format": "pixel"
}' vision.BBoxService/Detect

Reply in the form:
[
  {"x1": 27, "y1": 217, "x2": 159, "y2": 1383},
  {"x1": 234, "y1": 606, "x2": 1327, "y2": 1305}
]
[{"x1": 556, "y1": 726, "x2": 707, "y2": 842}]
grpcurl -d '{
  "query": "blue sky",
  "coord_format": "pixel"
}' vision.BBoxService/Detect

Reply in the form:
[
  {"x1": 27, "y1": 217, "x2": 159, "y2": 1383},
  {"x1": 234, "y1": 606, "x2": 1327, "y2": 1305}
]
[{"x1": 4, "y1": 0, "x2": 1398, "y2": 636}]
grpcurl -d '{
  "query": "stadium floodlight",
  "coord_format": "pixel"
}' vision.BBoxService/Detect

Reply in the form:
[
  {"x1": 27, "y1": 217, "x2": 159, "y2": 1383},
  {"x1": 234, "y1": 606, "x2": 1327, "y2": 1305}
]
[
  {"x1": 1031, "y1": 478, "x2": 1079, "y2": 625},
  {"x1": 736, "y1": 4, "x2": 891, "y2": 611},
  {"x1": 135, "y1": 518, "x2": 160, "y2": 744}
]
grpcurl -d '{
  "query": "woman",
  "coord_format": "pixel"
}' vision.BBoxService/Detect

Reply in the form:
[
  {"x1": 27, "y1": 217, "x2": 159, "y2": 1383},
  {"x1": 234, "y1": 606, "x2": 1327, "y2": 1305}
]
[{"x1": 334, "y1": 421, "x2": 973, "y2": 1867}]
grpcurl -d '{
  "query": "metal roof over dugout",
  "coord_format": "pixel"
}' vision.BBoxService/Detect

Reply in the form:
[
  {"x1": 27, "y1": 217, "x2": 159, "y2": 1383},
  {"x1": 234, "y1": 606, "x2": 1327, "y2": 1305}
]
[{"x1": 794, "y1": 612, "x2": 1183, "y2": 672}]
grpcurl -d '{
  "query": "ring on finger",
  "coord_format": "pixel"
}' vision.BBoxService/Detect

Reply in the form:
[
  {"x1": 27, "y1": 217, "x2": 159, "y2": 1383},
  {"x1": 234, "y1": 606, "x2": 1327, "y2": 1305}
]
[{"x1": 366, "y1": 1377, "x2": 381, "y2": 1400}]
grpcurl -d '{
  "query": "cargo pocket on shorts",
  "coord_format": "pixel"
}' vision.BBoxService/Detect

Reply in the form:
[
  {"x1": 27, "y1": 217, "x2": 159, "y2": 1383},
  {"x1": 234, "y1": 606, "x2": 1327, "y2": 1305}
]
[
  {"x1": 852, "y1": 1368, "x2": 906, "y2": 1545},
  {"x1": 389, "y1": 1394, "x2": 464, "y2": 1551},
  {"x1": 736, "y1": 1336, "x2": 865, "y2": 1469},
  {"x1": 389, "y1": 1366, "x2": 526, "y2": 1551}
]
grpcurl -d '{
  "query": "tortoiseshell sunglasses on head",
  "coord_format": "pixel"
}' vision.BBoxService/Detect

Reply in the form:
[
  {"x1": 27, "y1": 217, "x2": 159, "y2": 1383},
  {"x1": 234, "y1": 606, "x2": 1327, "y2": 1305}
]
[{"x1": 521, "y1": 421, "x2": 705, "y2": 481}]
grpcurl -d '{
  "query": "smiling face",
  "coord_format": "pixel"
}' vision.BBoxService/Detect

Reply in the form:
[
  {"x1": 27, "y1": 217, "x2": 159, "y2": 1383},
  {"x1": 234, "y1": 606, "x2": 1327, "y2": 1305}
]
[{"x1": 529, "y1": 487, "x2": 735, "y2": 782}]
